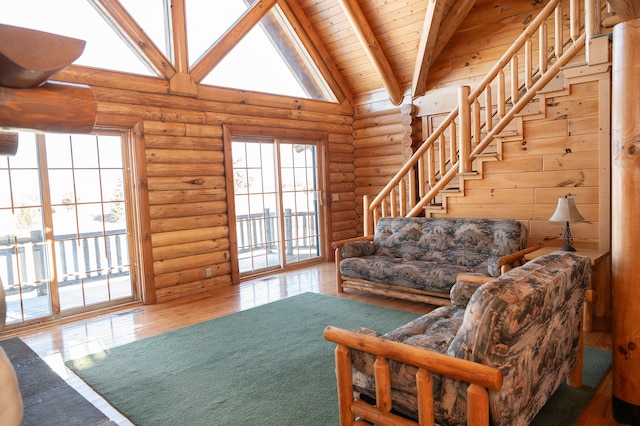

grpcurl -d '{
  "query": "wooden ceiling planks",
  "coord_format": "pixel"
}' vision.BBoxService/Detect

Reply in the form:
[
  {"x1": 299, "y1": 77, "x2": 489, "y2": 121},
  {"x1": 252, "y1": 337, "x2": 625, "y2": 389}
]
[
  {"x1": 337, "y1": 0, "x2": 404, "y2": 105},
  {"x1": 300, "y1": 0, "x2": 476, "y2": 104},
  {"x1": 606, "y1": 0, "x2": 640, "y2": 20}
]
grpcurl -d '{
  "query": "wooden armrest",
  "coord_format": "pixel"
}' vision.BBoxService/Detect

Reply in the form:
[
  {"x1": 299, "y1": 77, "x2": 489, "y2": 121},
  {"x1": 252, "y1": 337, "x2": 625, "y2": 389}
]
[
  {"x1": 332, "y1": 235, "x2": 374, "y2": 249},
  {"x1": 324, "y1": 326, "x2": 503, "y2": 389},
  {"x1": 456, "y1": 274, "x2": 494, "y2": 284},
  {"x1": 497, "y1": 246, "x2": 541, "y2": 266}
]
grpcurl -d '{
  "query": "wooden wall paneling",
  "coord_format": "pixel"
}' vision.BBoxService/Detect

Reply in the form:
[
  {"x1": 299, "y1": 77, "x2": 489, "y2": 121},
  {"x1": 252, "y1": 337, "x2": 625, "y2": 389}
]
[{"x1": 150, "y1": 214, "x2": 228, "y2": 234}]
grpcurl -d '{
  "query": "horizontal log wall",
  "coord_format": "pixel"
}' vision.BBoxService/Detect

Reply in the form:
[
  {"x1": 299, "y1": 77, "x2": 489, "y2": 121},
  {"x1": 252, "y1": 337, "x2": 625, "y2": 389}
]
[
  {"x1": 351, "y1": 90, "x2": 417, "y2": 234},
  {"x1": 56, "y1": 67, "x2": 354, "y2": 303}
]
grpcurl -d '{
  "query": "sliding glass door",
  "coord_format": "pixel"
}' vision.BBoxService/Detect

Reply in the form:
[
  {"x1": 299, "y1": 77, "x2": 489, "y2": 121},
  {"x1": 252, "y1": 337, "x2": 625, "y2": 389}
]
[
  {"x1": 0, "y1": 131, "x2": 136, "y2": 328},
  {"x1": 231, "y1": 137, "x2": 323, "y2": 276}
]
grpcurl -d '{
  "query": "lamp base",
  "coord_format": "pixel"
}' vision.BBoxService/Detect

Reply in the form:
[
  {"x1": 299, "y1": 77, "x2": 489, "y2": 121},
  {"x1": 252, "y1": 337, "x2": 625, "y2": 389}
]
[{"x1": 561, "y1": 245, "x2": 576, "y2": 252}]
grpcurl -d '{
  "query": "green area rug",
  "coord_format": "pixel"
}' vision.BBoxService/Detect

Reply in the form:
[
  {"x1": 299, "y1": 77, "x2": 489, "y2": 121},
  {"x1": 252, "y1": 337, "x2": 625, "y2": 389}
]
[{"x1": 67, "y1": 292, "x2": 611, "y2": 425}]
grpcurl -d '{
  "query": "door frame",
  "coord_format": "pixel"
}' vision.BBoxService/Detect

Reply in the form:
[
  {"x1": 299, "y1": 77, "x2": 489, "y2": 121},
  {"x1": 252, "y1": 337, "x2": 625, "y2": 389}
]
[{"x1": 223, "y1": 124, "x2": 330, "y2": 284}]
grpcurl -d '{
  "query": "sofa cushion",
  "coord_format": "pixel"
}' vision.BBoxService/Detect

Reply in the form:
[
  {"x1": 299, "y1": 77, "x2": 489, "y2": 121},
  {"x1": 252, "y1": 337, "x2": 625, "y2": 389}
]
[
  {"x1": 340, "y1": 256, "x2": 481, "y2": 294},
  {"x1": 371, "y1": 217, "x2": 527, "y2": 276},
  {"x1": 340, "y1": 240, "x2": 375, "y2": 258}
]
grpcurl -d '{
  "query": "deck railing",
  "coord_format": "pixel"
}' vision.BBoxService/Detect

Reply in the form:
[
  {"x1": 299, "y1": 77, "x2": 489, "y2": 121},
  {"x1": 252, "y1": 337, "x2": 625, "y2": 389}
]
[
  {"x1": 364, "y1": 0, "x2": 599, "y2": 235},
  {"x1": 236, "y1": 209, "x2": 321, "y2": 256},
  {"x1": 0, "y1": 230, "x2": 130, "y2": 294}
]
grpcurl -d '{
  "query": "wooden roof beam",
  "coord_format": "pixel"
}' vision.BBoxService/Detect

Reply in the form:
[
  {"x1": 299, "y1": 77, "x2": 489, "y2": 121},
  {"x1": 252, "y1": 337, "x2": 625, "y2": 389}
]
[
  {"x1": 0, "y1": 24, "x2": 85, "y2": 88},
  {"x1": 338, "y1": 0, "x2": 403, "y2": 106},
  {"x1": 278, "y1": 0, "x2": 354, "y2": 108},
  {"x1": 89, "y1": 0, "x2": 176, "y2": 79},
  {"x1": 607, "y1": 0, "x2": 640, "y2": 20},
  {"x1": 412, "y1": 0, "x2": 476, "y2": 98},
  {"x1": 190, "y1": 0, "x2": 277, "y2": 84},
  {"x1": 411, "y1": 0, "x2": 446, "y2": 99}
]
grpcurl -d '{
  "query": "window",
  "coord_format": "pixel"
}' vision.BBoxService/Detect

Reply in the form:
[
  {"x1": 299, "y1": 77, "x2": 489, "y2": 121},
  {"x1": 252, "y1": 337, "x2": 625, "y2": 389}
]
[
  {"x1": 0, "y1": 131, "x2": 137, "y2": 328},
  {"x1": 231, "y1": 137, "x2": 324, "y2": 276}
]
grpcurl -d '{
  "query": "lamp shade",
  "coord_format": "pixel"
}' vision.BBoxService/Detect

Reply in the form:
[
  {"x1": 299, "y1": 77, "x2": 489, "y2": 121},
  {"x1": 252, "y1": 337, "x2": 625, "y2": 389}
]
[{"x1": 549, "y1": 196, "x2": 585, "y2": 223}]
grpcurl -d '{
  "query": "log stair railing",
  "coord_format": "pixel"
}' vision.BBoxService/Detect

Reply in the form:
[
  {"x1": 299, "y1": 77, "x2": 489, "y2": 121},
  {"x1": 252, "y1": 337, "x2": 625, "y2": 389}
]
[{"x1": 363, "y1": 0, "x2": 600, "y2": 235}]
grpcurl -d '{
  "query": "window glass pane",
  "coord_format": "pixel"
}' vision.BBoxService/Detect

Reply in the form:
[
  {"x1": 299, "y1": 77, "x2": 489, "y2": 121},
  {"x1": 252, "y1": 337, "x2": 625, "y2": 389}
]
[
  {"x1": 49, "y1": 170, "x2": 76, "y2": 205},
  {"x1": 185, "y1": 0, "x2": 248, "y2": 66},
  {"x1": 72, "y1": 135, "x2": 99, "y2": 168},
  {"x1": 10, "y1": 170, "x2": 42, "y2": 207},
  {"x1": 1, "y1": 0, "x2": 153, "y2": 76},
  {"x1": 103, "y1": 202, "x2": 126, "y2": 226},
  {"x1": 52, "y1": 205, "x2": 78, "y2": 239},
  {"x1": 8, "y1": 134, "x2": 38, "y2": 168},
  {"x1": 200, "y1": 5, "x2": 335, "y2": 101},
  {"x1": 0, "y1": 170, "x2": 11, "y2": 209},
  {"x1": 75, "y1": 170, "x2": 102, "y2": 204},
  {"x1": 98, "y1": 136, "x2": 124, "y2": 168},
  {"x1": 101, "y1": 171, "x2": 125, "y2": 202},
  {"x1": 46, "y1": 134, "x2": 73, "y2": 168},
  {"x1": 76, "y1": 203, "x2": 105, "y2": 234}
]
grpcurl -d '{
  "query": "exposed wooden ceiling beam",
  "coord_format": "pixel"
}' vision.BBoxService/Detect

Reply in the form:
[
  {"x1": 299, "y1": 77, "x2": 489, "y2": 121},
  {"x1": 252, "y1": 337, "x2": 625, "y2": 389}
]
[
  {"x1": 0, "y1": 132, "x2": 19, "y2": 156},
  {"x1": 0, "y1": 24, "x2": 85, "y2": 88},
  {"x1": 278, "y1": 0, "x2": 354, "y2": 106},
  {"x1": 168, "y1": 0, "x2": 197, "y2": 96},
  {"x1": 89, "y1": 0, "x2": 176, "y2": 79},
  {"x1": 412, "y1": 0, "x2": 476, "y2": 98},
  {"x1": 0, "y1": 82, "x2": 96, "y2": 134},
  {"x1": 337, "y1": 0, "x2": 403, "y2": 106},
  {"x1": 411, "y1": 0, "x2": 446, "y2": 99},
  {"x1": 607, "y1": 0, "x2": 640, "y2": 20},
  {"x1": 190, "y1": 0, "x2": 277, "y2": 84}
]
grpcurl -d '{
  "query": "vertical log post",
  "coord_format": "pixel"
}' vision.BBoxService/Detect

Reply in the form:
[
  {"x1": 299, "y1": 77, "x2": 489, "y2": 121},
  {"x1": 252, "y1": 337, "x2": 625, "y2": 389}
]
[
  {"x1": 611, "y1": 17, "x2": 640, "y2": 424},
  {"x1": 458, "y1": 85, "x2": 472, "y2": 173}
]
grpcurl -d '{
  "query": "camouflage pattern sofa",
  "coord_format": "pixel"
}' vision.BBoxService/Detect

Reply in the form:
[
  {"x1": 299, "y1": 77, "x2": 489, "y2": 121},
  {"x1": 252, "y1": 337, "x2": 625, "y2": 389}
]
[
  {"x1": 325, "y1": 251, "x2": 591, "y2": 426},
  {"x1": 333, "y1": 217, "x2": 535, "y2": 306}
]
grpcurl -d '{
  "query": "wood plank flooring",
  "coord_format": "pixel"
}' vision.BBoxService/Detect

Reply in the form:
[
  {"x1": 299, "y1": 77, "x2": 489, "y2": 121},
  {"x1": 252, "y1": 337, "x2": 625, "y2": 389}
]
[{"x1": 4, "y1": 261, "x2": 624, "y2": 425}]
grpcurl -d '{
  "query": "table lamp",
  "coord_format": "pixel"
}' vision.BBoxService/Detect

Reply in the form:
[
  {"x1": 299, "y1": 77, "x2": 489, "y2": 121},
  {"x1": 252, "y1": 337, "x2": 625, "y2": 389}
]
[{"x1": 549, "y1": 196, "x2": 585, "y2": 251}]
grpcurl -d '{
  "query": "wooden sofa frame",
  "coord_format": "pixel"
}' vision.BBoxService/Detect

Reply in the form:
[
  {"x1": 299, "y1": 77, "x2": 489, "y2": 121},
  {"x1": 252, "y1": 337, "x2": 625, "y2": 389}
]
[
  {"x1": 333, "y1": 235, "x2": 540, "y2": 306},
  {"x1": 324, "y1": 322, "x2": 586, "y2": 426}
]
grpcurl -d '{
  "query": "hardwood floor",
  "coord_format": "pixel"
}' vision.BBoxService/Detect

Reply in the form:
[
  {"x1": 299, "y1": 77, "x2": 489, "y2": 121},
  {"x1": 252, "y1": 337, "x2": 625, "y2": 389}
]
[{"x1": 3, "y1": 261, "x2": 625, "y2": 425}]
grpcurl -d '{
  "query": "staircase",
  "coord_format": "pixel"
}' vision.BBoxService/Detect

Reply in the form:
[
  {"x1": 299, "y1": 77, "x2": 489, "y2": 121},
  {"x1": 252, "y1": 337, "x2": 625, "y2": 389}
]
[{"x1": 363, "y1": 0, "x2": 603, "y2": 235}]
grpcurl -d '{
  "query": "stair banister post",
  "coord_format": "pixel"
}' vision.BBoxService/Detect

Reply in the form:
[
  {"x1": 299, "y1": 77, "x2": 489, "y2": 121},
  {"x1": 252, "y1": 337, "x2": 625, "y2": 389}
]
[
  {"x1": 458, "y1": 85, "x2": 472, "y2": 173},
  {"x1": 585, "y1": 0, "x2": 601, "y2": 63},
  {"x1": 363, "y1": 195, "x2": 372, "y2": 236}
]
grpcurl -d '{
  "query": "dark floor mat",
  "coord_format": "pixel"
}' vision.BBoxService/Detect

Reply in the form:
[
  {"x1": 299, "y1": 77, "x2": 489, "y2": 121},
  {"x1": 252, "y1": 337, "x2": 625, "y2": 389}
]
[{"x1": 0, "y1": 337, "x2": 113, "y2": 426}]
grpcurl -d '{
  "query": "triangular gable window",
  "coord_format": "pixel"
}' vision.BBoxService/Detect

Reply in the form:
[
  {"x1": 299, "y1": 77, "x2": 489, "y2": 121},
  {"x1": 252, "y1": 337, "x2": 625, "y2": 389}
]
[
  {"x1": 2, "y1": 1, "x2": 337, "y2": 101},
  {"x1": 194, "y1": 4, "x2": 337, "y2": 102},
  {"x1": 1, "y1": 0, "x2": 154, "y2": 76},
  {"x1": 119, "y1": 0, "x2": 171, "y2": 61},
  {"x1": 185, "y1": 0, "x2": 249, "y2": 68}
]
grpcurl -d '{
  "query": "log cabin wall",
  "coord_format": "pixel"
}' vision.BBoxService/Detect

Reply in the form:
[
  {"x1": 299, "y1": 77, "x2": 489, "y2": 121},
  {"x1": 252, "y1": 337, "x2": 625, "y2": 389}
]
[
  {"x1": 351, "y1": 0, "x2": 611, "y2": 250},
  {"x1": 53, "y1": 67, "x2": 354, "y2": 303}
]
